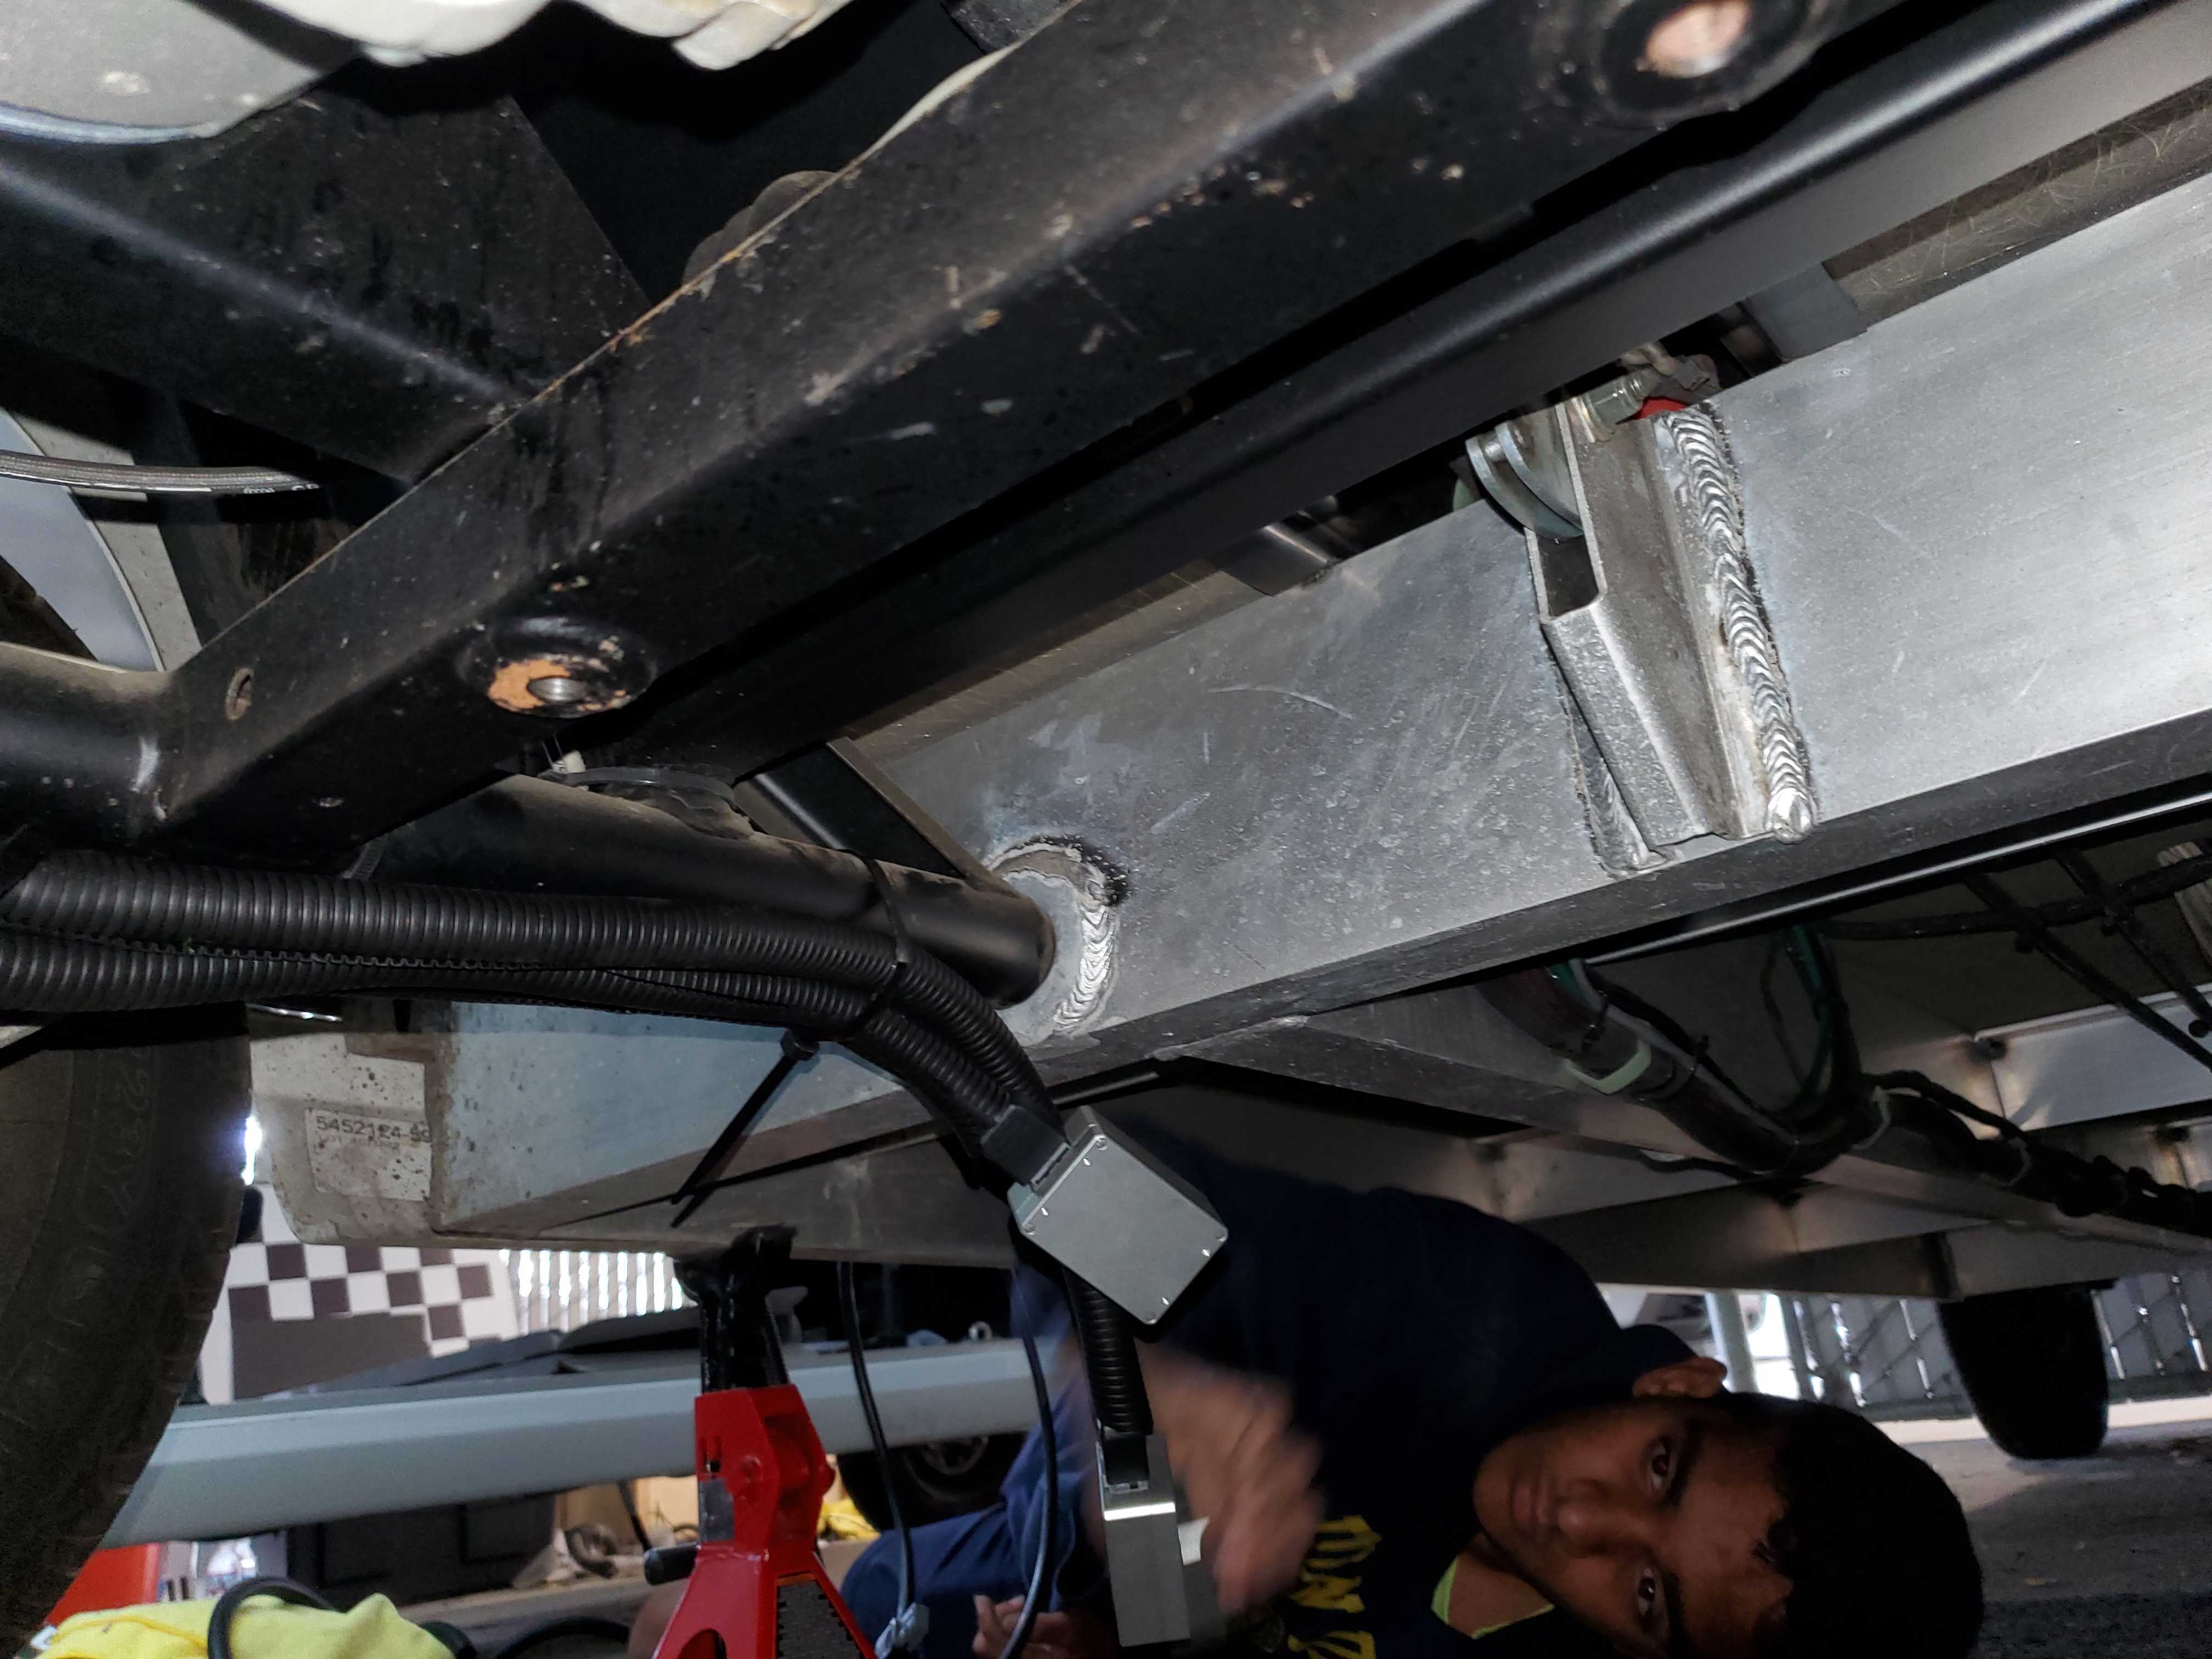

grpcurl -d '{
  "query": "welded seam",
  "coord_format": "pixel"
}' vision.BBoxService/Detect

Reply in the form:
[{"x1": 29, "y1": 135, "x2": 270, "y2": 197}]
[{"x1": 1657, "y1": 406, "x2": 1816, "y2": 843}]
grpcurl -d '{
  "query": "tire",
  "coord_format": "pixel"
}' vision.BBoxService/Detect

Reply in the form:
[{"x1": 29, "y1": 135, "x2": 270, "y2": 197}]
[
  {"x1": 839, "y1": 1433, "x2": 1025, "y2": 1533},
  {"x1": 1937, "y1": 1283, "x2": 2110, "y2": 1460},
  {"x1": 0, "y1": 1011, "x2": 250, "y2": 1647}
]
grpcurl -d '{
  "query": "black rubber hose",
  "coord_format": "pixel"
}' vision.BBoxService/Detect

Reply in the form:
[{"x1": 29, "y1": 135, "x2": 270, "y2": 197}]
[
  {"x1": 1065, "y1": 1274, "x2": 1150, "y2": 1437},
  {"x1": 1, "y1": 851, "x2": 1054, "y2": 1121},
  {"x1": 0, "y1": 929, "x2": 1012, "y2": 1154},
  {"x1": 1482, "y1": 966, "x2": 1878, "y2": 1178},
  {"x1": 4, "y1": 849, "x2": 1026, "y2": 1057},
  {"x1": 205, "y1": 1578, "x2": 334, "y2": 1659},
  {"x1": 1483, "y1": 970, "x2": 1807, "y2": 1174}
]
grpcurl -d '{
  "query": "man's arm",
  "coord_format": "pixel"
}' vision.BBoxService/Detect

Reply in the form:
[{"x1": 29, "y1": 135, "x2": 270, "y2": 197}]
[
  {"x1": 1126, "y1": 1122, "x2": 1622, "y2": 1439},
  {"x1": 1137, "y1": 1342, "x2": 1324, "y2": 1615}
]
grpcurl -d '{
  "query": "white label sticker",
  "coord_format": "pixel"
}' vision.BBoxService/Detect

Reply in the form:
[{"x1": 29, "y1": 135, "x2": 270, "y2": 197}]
[{"x1": 306, "y1": 1107, "x2": 432, "y2": 1201}]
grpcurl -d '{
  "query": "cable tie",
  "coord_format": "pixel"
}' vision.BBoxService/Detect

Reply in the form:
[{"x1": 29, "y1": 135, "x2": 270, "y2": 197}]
[
  {"x1": 1562, "y1": 1043, "x2": 1653, "y2": 1096},
  {"x1": 1850, "y1": 1087, "x2": 1894, "y2": 1151},
  {"x1": 826, "y1": 855, "x2": 914, "y2": 1041},
  {"x1": 669, "y1": 1029, "x2": 821, "y2": 1228}
]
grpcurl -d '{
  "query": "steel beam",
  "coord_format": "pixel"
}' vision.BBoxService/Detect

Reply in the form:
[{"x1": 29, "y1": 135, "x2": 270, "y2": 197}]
[
  {"x1": 613, "y1": 0, "x2": 2212, "y2": 783},
  {"x1": 106, "y1": 1340, "x2": 1037, "y2": 1547},
  {"x1": 870, "y1": 166, "x2": 2212, "y2": 1081},
  {"x1": 447, "y1": 165, "x2": 2212, "y2": 1250},
  {"x1": 1187, "y1": 989, "x2": 2212, "y2": 1255},
  {"x1": 0, "y1": 89, "x2": 644, "y2": 482},
  {"x1": 0, "y1": 0, "x2": 1913, "y2": 860}
]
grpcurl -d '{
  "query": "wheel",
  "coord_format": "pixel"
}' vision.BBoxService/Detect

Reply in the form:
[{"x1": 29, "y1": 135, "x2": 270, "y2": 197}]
[
  {"x1": 1937, "y1": 1283, "x2": 2110, "y2": 1459},
  {"x1": 0, "y1": 1012, "x2": 250, "y2": 1647},
  {"x1": 839, "y1": 1433, "x2": 1025, "y2": 1532}
]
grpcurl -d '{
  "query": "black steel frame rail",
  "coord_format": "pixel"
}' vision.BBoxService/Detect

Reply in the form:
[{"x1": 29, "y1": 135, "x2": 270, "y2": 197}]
[
  {"x1": 615, "y1": 0, "x2": 2212, "y2": 780},
  {"x1": 0, "y1": 0, "x2": 2199, "y2": 868},
  {"x1": 0, "y1": 88, "x2": 645, "y2": 482}
]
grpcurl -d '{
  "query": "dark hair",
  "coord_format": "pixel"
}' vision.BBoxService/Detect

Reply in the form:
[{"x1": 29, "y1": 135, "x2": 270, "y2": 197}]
[{"x1": 1715, "y1": 1393, "x2": 1982, "y2": 1659}]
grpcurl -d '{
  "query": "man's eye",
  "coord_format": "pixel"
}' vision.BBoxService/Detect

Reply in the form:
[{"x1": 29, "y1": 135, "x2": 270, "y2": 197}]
[
  {"x1": 1649, "y1": 1442, "x2": 1671, "y2": 1487},
  {"x1": 1637, "y1": 1571, "x2": 1658, "y2": 1624}
]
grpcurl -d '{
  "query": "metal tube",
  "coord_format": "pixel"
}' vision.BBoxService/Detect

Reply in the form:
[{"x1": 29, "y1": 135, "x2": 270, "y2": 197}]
[
  {"x1": 1705, "y1": 1291, "x2": 1760, "y2": 1393},
  {"x1": 106, "y1": 1341, "x2": 1041, "y2": 1547},
  {"x1": 0, "y1": 89, "x2": 643, "y2": 481},
  {"x1": 0, "y1": 645, "x2": 165, "y2": 845}
]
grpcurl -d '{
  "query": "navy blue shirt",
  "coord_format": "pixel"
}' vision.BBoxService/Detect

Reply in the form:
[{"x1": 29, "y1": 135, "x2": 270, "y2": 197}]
[{"x1": 1134, "y1": 1131, "x2": 1691, "y2": 1659}]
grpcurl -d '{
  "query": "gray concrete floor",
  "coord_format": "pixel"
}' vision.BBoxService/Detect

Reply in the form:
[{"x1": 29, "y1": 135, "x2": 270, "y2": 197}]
[{"x1": 1908, "y1": 1419, "x2": 2212, "y2": 1656}]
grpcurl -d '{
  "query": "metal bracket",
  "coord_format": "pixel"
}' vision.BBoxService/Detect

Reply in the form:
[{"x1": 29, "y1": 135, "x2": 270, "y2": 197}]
[
  {"x1": 1528, "y1": 403, "x2": 1815, "y2": 849},
  {"x1": 1097, "y1": 1430, "x2": 1223, "y2": 1650},
  {"x1": 1008, "y1": 1111, "x2": 1226, "y2": 1323}
]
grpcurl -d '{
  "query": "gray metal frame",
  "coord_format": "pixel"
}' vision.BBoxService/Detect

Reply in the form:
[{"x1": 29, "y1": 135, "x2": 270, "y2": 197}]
[
  {"x1": 294, "y1": 162, "x2": 2212, "y2": 1294},
  {"x1": 108, "y1": 1340, "x2": 1039, "y2": 1548}
]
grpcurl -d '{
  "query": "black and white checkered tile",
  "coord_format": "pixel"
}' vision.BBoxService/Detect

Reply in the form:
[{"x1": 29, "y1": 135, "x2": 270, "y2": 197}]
[{"x1": 201, "y1": 1185, "x2": 517, "y2": 1401}]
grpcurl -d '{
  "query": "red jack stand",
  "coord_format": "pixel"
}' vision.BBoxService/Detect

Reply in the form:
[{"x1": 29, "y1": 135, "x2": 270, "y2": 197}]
[{"x1": 650, "y1": 1229, "x2": 874, "y2": 1659}]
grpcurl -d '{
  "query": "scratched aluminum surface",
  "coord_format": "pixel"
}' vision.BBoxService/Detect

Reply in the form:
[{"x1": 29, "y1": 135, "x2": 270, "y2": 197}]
[
  {"x1": 436, "y1": 173, "x2": 2212, "y2": 1238},
  {"x1": 885, "y1": 502, "x2": 1606, "y2": 1045}
]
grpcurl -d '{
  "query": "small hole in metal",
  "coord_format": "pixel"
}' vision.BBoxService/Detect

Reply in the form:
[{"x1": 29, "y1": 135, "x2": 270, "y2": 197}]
[
  {"x1": 224, "y1": 666, "x2": 254, "y2": 720},
  {"x1": 1641, "y1": 0, "x2": 1752, "y2": 78}
]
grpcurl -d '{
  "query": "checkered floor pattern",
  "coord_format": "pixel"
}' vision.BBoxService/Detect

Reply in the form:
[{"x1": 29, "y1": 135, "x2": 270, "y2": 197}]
[{"x1": 221, "y1": 1185, "x2": 518, "y2": 1355}]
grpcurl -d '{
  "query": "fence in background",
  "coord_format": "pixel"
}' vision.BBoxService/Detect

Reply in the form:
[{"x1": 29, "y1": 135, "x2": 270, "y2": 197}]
[
  {"x1": 504, "y1": 1248, "x2": 689, "y2": 1334},
  {"x1": 1784, "y1": 1265, "x2": 2212, "y2": 1417}
]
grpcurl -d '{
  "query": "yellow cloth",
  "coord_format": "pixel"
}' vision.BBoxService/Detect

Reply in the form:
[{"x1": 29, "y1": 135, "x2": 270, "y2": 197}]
[
  {"x1": 50, "y1": 1596, "x2": 451, "y2": 1659},
  {"x1": 1430, "y1": 1560, "x2": 1553, "y2": 1643},
  {"x1": 817, "y1": 1494, "x2": 879, "y2": 1543}
]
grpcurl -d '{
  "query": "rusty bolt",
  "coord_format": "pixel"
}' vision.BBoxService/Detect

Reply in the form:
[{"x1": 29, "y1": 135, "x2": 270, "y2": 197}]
[{"x1": 470, "y1": 618, "x2": 657, "y2": 719}]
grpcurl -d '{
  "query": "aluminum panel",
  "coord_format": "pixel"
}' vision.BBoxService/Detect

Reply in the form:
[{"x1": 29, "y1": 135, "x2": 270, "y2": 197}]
[
  {"x1": 1730, "y1": 171, "x2": 2212, "y2": 820},
  {"x1": 1979, "y1": 987, "x2": 2212, "y2": 1130},
  {"x1": 448, "y1": 170, "x2": 2212, "y2": 1246}
]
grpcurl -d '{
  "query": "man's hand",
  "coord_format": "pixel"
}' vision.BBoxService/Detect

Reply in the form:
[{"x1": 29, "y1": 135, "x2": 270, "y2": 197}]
[
  {"x1": 1138, "y1": 1346, "x2": 1324, "y2": 1615},
  {"x1": 972, "y1": 1596, "x2": 1107, "y2": 1659}
]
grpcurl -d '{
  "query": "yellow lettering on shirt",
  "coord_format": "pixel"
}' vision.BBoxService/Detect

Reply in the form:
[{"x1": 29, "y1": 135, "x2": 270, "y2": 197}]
[
  {"x1": 1305, "y1": 1517, "x2": 1381, "y2": 1565},
  {"x1": 1290, "y1": 1574, "x2": 1365, "y2": 1613}
]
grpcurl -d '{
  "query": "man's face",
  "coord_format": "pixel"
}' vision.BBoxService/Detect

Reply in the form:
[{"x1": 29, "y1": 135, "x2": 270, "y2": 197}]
[{"x1": 1471, "y1": 1365, "x2": 1790, "y2": 1659}]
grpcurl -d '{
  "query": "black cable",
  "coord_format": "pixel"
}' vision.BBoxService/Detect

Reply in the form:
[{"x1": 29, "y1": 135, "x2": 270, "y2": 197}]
[
  {"x1": 1064, "y1": 1275, "x2": 1149, "y2": 1437},
  {"x1": 0, "y1": 846, "x2": 1068, "y2": 1188},
  {"x1": 1875, "y1": 1069, "x2": 2212, "y2": 1239},
  {"x1": 668, "y1": 1030, "x2": 819, "y2": 1226},
  {"x1": 2055, "y1": 851, "x2": 2212, "y2": 1037},
  {"x1": 1757, "y1": 933, "x2": 1805, "y2": 1082},
  {"x1": 1581, "y1": 968, "x2": 1763, "y2": 1112},
  {"x1": 1000, "y1": 1330, "x2": 1057, "y2": 1659},
  {"x1": 1963, "y1": 872, "x2": 2212, "y2": 1080},
  {"x1": 0, "y1": 927, "x2": 1007, "y2": 1146},
  {"x1": 616, "y1": 1480, "x2": 652, "y2": 1552},
  {"x1": 839, "y1": 1262, "x2": 915, "y2": 1657},
  {"x1": 205, "y1": 1577, "x2": 334, "y2": 1659},
  {"x1": 0, "y1": 850, "x2": 1058, "y2": 1135},
  {"x1": 665, "y1": 857, "x2": 926, "y2": 1224},
  {"x1": 1823, "y1": 847, "x2": 2212, "y2": 939},
  {"x1": 488, "y1": 1617, "x2": 634, "y2": 1659}
]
